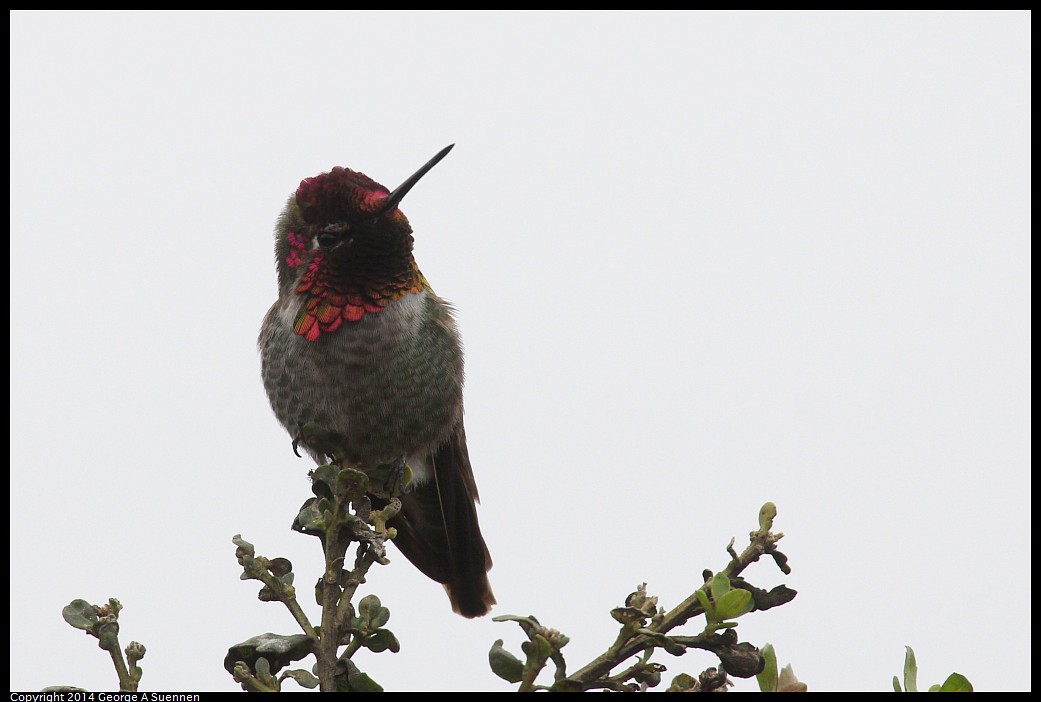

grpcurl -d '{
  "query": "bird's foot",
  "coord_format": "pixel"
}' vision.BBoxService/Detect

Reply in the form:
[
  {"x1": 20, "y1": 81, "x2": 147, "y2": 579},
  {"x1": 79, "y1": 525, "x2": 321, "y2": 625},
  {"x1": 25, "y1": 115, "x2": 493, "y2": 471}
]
[
  {"x1": 387, "y1": 456, "x2": 414, "y2": 496},
  {"x1": 293, "y1": 423, "x2": 346, "y2": 466}
]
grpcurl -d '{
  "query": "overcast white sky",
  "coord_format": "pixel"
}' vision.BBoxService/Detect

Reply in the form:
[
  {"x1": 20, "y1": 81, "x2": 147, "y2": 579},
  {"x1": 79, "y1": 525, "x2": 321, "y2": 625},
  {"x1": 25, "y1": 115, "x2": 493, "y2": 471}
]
[{"x1": 10, "y1": 11, "x2": 1030, "y2": 693}]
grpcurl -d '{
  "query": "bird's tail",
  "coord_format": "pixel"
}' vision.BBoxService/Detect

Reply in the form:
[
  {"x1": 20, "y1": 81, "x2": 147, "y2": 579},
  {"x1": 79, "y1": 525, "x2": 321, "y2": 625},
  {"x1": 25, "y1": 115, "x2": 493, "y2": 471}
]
[{"x1": 389, "y1": 425, "x2": 495, "y2": 618}]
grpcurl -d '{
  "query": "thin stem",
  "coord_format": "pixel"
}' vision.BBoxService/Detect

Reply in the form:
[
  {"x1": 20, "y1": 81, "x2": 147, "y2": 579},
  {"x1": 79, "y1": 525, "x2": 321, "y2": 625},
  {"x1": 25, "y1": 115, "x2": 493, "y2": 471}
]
[
  {"x1": 105, "y1": 644, "x2": 133, "y2": 692},
  {"x1": 283, "y1": 594, "x2": 319, "y2": 641},
  {"x1": 568, "y1": 524, "x2": 784, "y2": 685}
]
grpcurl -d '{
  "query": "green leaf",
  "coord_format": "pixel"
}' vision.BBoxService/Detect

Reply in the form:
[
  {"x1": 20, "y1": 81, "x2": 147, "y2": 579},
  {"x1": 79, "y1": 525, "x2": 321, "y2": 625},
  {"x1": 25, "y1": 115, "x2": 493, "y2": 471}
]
[
  {"x1": 346, "y1": 666, "x2": 383, "y2": 692},
  {"x1": 710, "y1": 572, "x2": 732, "y2": 601},
  {"x1": 310, "y1": 464, "x2": 337, "y2": 496},
  {"x1": 893, "y1": 675, "x2": 902, "y2": 692},
  {"x1": 358, "y1": 594, "x2": 390, "y2": 631},
  {"x1": 715, "y1": 589, "x2": 754, "y2": 620},
  {"x1": 757, "y1": 643, "x2": 778, "y2": 692},
  {"x1": 937, "y1": 673, "x2": 973, "y2": 692},
  {"x1": 336, "y1": 466, "x2": 369, "y2": 497},
  {"x1": 364, "y1": 629, "x2": 400, "y2": 654},
  {"x1": 62, "y1": 600, "x2": 98, "y2": 631},
  {"x1": 758, "y1": 502, "x2": 777, "y2": 531},
  {"x1": 492, "y1": 614, "x2": 541, "y2": 625},
  {"x1": 489, "y1": 639, "x2": 524, "y2": 683},
  {"x1": 610, "y1": 606, "x2": 649, "y2": 625},
  {"x1": 231, "y1": 535, "x2": 255, "y2": 558},
  {"x1": 292, "y1": 497, "x2": 325, "y2": 535},
  {"x1": 695, "y1": 589, "x2": 713, "y2": 616},
  {"x1": 492, "y1": 614, "x2": 542, "y2": 638},
  {"x1": 284, "y1": 669, "x2": 320, "y2": 689},
  {"x1": 903, "y1": 646, "x2": 919, "y2": 693},
  {"x1": 223, "y1": 633, "x2": 314, "y2": 677},
  {"x1": 369, "y1": 605, "x2": 391, "y2": 629},
  {"x1": 95, "y1": 620, "x2": 120, "y2": 650},
  {"x1": 359, "y1": 594, "x2": 382, "y2": 614}
]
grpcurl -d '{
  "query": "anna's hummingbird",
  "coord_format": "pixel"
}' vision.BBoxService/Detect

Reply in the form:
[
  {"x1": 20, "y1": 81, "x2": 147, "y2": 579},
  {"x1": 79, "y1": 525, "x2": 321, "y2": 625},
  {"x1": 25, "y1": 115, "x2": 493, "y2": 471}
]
[{"x1": 258, "y1": 145, "x2": 495, "y2": 618}]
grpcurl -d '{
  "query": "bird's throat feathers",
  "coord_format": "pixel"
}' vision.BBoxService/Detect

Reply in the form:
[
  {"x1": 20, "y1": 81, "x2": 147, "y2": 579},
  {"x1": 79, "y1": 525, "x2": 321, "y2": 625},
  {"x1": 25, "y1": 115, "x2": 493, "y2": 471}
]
[{"x1": 284, "y1": 229, "x2": 425, "y2": 342}]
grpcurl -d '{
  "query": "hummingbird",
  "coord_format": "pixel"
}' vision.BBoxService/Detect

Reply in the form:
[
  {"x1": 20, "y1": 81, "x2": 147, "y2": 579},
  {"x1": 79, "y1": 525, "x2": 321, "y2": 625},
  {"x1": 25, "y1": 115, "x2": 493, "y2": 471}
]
[{"x1": 258, "y1": 145, "x2": 495, "y2": 618}]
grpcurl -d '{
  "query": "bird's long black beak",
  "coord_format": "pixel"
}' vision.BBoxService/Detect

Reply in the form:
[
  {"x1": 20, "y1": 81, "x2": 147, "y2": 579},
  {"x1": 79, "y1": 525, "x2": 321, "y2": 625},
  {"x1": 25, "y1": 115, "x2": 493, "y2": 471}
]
[{"x1": 380, "y1": 144, "x2": 455, "y2": 214}]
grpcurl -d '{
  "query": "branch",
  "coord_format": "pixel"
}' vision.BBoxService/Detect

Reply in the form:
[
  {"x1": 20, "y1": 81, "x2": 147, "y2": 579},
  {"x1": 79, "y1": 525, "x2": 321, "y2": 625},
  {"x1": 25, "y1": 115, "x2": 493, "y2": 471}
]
[
  {"x1": 568, "y1": 502, "x2": 790, "y2": 686},
  {"x1": 227, "y1": 462, "x2": 402, "y2": 692},
  {"x1": 490, "y1": 502, "x2": 796, "y2": 691}
]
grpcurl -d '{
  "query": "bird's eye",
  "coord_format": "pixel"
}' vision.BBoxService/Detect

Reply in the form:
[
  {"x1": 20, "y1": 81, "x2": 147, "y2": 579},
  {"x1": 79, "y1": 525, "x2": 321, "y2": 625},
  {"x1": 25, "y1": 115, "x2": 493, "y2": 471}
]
[
  {"x1": 314, "y1": 222, "x2": 351, "y2": 249},
  {"x1": 316, "y1": 231, "x2": 340, "y2": 248}
]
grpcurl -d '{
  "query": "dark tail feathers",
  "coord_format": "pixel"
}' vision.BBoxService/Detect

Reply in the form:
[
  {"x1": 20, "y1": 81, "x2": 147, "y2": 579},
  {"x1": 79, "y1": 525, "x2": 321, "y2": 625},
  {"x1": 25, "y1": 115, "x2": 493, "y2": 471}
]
[{"x1": 389, "y1": 426, "x2": 495, "y2": 617}]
